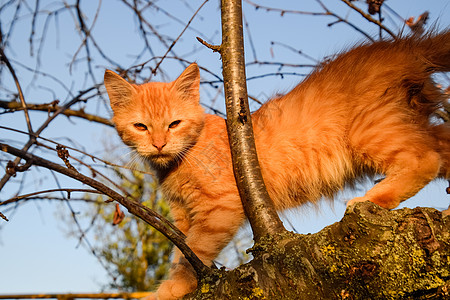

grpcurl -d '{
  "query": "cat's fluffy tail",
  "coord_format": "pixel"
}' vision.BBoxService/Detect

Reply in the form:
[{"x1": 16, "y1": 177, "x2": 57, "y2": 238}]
[
  {"x1": 416, "y1": 30, "x2": 450, "y2": 72},
  {"x1": 399, "y1": 30, "x2": 450, "y2": 116},
  {"x1": 415, "y1": 30, "x2": 450, "y2": 178}
]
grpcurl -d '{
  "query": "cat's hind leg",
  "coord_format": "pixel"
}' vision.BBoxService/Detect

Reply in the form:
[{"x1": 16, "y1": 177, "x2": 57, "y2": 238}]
[
  {"x1": 429, "y1": 123, "x2": 450, "y2": 179},
  {"x1": 348, "y1": 150, "x2": 441, "y2": 209},
  {"x1": 348, "y1": 117, "x2": 441, "y2": 209}
]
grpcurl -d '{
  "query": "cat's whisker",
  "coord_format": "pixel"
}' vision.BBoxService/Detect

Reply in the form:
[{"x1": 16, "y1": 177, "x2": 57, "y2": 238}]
[{"x1": 126, "y1": 152, "x2": 144, "y2": 169}]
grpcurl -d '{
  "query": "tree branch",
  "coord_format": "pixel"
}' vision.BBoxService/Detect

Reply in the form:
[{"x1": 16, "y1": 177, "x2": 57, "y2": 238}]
[
  {"x1": 0, "y1": 40, "x2": 34, "y2": 136},
  {"x1": 0, "y1": 188, "x2": 102, "y2": 207},
  {"x1": 152, "y1": 0, "x2": 209, "y2": 74},
  {"x1": 219, "y1": 0, "x2": 286, "y2": 241},
  {"x1": 0, "y1": 87, "x2": 98, "y2": 191},
  {"x1": 196, "y1": 37, "x2": 221, "y2": 53},
  {"x1": 340, "y1": 0, "x2": 396, "y2": 38},
  {"x1": 189, "y1": 202, "x2": 450, "y2": 299},
  {"x1": 0, "y1": 100, "x2": 114, "y2": 127},
  {"x1": 0, "y1": 142, "x2": 210, "y2": 278}
]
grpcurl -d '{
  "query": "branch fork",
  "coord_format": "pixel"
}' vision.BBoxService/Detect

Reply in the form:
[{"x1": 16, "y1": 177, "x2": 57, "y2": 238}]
[{"x1": 5, "y1": 160, "x2": 33, "y2": 177}]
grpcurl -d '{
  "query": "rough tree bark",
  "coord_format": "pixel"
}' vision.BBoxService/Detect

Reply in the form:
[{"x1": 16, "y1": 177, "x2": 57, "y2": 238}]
[
  {"x1": 188, "y1": 202, "x2": 450, "y2": 299},
  {"x1": 187, "y1": 0, "x2": 450, "y2": 299}
]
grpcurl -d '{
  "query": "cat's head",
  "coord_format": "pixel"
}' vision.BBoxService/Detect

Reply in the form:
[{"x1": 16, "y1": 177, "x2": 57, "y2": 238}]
[{"x1": 104, "y1": 63, "x2": 205, "y2": 169}]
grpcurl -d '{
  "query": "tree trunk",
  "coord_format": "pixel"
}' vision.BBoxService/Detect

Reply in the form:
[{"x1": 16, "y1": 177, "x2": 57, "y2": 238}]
[
  {"x1": 187, "y1": 202, "x2": 450, "y2": 299},
  {"x1": 219, "y1": 0, "x2": 285, "y2": 241}
]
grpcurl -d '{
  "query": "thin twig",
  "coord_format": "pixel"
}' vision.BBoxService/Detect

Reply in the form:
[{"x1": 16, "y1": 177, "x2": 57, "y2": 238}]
[
  {"x1": 315, "y1": 0, "x2": 374, "y2": 41},
  {"x1": 120, "y1": 0, "x2": 184, "y2": 77},
  {"x1": 153, "y1": 0, "x2": 210, "y2": 74},
  {"x1": 70, "y1": 0, "x2": 103, "y2": 73},
  {"x1": 340, "y1": 0, "x2": 396, "y2": 38},
  {"x1": 130, "y1": 56, "x2": 223, "y2": 82},
  {"x1": 0, "y1": 210, "x2": 8, "y2": 221},
  {"x1": 246, "y1": 61, "x2": 316, "y2": 69},
  {"x1": 0, "y1": 125, "x2": 153, "y2": 177},
  {"x1": 0, "y1": 188, "x2": 102, "y2": 206},
  {"x1": 196, "y1": 37, "x2": 221, "y2": 53},
  {"x1": 0, "y1": 87, "x2": 98, "y2": 191},
  {"x1": 269, "y1": 41, "x2": 319, "y2": 63},
  {"x1": 244, "y1": 0, "x2": 375, "y2": 41},
  {"x1": 244, "y1": 0, "x2": 328, "y2": 16},
  {"x1": 0, "y1": 100, "x2": 114, "y2": 127},
  {"x1": 0, "y1": 41, "x2": 34, "y2": 136}
]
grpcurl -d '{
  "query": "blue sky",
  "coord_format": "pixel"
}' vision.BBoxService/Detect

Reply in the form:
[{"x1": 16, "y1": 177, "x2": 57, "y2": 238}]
[{"x1": 0, "y1": 0, "x2": 449, "y2": 295}]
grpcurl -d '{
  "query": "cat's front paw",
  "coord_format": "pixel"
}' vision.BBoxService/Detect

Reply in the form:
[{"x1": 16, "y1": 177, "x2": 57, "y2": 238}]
[{"x1": 155, "y1": 278, "x2": 197, "y2": 300}]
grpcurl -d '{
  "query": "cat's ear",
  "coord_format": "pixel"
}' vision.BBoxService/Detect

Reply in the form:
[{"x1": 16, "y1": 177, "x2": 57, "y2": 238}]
[
  {"x1": 104, "y1": 70, "x2": 136, "y2": 109},
  {"x1": 172, "y1": 63, "x2": 200, "y2": 102}
]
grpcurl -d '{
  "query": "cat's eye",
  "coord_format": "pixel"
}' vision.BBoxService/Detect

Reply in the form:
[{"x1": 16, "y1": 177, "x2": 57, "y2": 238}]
[
  {"x1": 168, "y1": 120, "x2": 181, "y2": 129},
  {"x1": 133, "y1": 123, "x2": 148, "y2": 131}
]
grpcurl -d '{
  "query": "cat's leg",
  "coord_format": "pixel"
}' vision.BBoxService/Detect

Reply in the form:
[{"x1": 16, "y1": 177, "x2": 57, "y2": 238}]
[
  {"x1": 443, "y1": 207, "x2": 450, "y2": 216},
  {"x1": 153, "y1": 202, "x2": 196, "y2": 300},
  {"x1": 429, "y1": 123, "x2": 450, "y2": 179},
  {"x1": 167, "y1": 203, "x2": 191, "y2": 270},
  {"x1": 348, "y1": 133, "x2": 441, "y2": 209},
  {"x1": 155, "y1": 197, "x2": 244, "y2": 300}
]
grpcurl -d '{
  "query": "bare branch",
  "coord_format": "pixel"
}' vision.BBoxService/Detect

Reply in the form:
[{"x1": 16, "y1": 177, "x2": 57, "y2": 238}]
[
  {"x1": 0, "y1": 125, "x2": 153, "y2": 182},
  {"x1": 0, "y1": 38, "x2": 34, "y2": 136},
  {"x1": 0, "y1": 86, "x2": 98, "y2": 191},
  {"x1": 244, "y1": 0, "x2": 328, "y2": 17},
  {"x1": 0, "y1": 188, "x2": 102, "y2": 206},
  {"x1": 0, "y1": 100, "x2": 114, "y2": 127},
  {"x1": 196, "y1": 37, "x2": 221, "y2": 53},
  {"x1": 0, "y1": 142, "x2": 210, "y2": 278},
  {"x1": 315, "y1": 0, "x2": 374, "y2": 41},
  {"x1": 152, "y1": 0, "x2": 210, "y2": 74},
  {"x1": 0, "y1": 210, "x2": 8, "y2": 221},
  {"x1": 340, "y1": 0, "x2": 396, "y2": 38}
]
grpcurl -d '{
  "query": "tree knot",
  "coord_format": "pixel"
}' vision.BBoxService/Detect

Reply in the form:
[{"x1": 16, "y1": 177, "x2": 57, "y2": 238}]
[{"x1": 238, "y1": 97, "x2": 247, "y2": 124}]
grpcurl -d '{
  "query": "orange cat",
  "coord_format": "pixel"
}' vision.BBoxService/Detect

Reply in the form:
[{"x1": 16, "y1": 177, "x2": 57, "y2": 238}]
[{"x1": 104, "y1": 31, "x2": 450, "y2": 299}]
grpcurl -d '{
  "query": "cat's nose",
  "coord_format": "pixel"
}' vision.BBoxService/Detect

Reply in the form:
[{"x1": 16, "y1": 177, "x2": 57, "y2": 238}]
[{"x1": 152, "y1": 142, "x2": 166, "y2": 152}]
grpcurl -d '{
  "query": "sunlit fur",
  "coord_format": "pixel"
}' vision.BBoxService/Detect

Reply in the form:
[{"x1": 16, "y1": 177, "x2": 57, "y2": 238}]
[{"x1": 105, "y1": 31, "x2": 450, "y2": 300}]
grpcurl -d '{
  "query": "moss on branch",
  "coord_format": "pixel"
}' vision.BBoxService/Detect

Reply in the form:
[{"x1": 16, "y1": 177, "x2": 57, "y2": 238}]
[{"x1": 187, "y1": 202, "x2": 450, "y2": 299}]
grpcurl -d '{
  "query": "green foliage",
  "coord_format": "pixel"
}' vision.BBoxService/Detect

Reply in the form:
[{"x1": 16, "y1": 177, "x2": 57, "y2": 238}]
[{"x1": 99, "y1": 169, "x2": 173, "y2": 291}]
